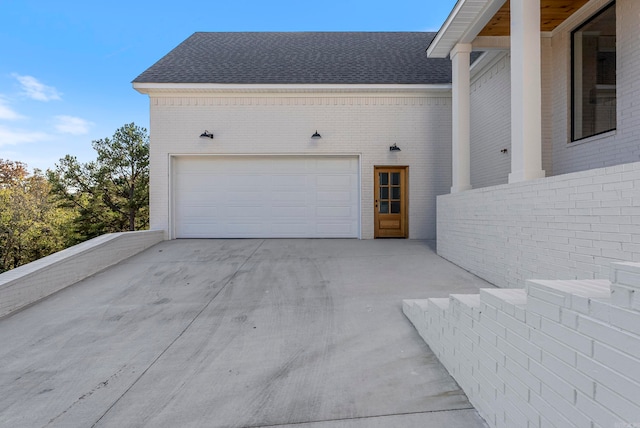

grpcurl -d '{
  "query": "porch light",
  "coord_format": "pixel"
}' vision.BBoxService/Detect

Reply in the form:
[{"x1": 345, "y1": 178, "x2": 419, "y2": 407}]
[
  {"x1": 389, "y1": 144, "x2": 401, "y2": 152},
  {"x1": 200, "y1": 130, "x2": 214, "y2": 139},
  {"x1": 311, "y1": 130, "x2": 322, "y2": 139}
]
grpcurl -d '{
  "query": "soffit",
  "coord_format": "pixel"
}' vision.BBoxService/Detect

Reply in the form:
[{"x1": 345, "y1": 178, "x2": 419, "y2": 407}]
[
  {"x1": 478, "y1": 0, "x2": 591, "y2": 36},
  {"x1": 428, "y1": 0, "x2": 591, "y2": 58}
]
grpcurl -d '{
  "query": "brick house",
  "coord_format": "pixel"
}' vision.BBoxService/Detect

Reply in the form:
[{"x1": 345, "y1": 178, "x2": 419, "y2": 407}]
[
  {"x1": 133, "y1": 32, "x2": 454, "y2": 240},
  {"x1": 131, "y1": 0, "x2": 640, "y2": 282}
]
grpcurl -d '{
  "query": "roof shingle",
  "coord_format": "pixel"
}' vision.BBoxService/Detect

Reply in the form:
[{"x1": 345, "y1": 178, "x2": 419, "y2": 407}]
[{"x1": 133, "y1": 32, "x2": 452, "y2": 85}]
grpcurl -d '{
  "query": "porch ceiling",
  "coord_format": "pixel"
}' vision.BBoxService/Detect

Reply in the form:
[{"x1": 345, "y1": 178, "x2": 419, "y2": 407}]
[{"x1": 478, "y1": 0, "x2": 590, "y2": 36}]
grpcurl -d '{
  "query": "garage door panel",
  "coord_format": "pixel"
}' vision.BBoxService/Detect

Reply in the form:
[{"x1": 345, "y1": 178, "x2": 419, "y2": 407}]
[
  {"x1": 271, "y1": 191, "x2": 308, "y2": 203},
  {"x1": 225, "y1": 205, "x2": 266, "y2": 218},
  {"x1": 317, "y1": 206, "x2": 354, "y2": 217},
  {"x1": 226, "y1": 192, "x2": 264, "y2": 203},
  {"x1": 173, "y1": 156, "x2": 359, "y2": 238},
  {"x1": 177, "y1": 206, "x2": 219, "y2": 217},
  {"x1": 317, "y1": 191, "x2": 353, "y2": 202},
  {"x1": 316, "y1": 223, "x2": 355, "y2": 235}
]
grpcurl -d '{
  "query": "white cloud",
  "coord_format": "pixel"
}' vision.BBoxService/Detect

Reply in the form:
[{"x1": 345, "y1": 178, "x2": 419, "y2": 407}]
[
  {"x1": 13, "y1": 74, "x2": 62, "y2": 101},
  {"x1": 0, "y1": 125, "x2": 49, "y2": 147},
  {"x1": 0, "y1": 97, "x2": 24, "y2": 121},
  {"x1": 53, "y1": 115, "x2": 93, "y2": 135}
]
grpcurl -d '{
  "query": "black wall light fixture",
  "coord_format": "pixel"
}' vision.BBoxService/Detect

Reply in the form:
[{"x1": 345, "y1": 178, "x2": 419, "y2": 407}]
[
  {"x1": 200, "y1": 130, "x2": 214, "y2": 139},
  {"x1": 311, "y1": 130, "x2": 322, "y2": 139},
  {"x1": 389, "y1": 143, "x2": 401, "y2": 152}
]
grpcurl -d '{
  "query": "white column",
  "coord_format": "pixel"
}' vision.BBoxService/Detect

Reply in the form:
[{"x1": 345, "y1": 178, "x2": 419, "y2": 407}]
[
  {"x1": 451, "y1": 43, "x2": 472, "y2": 193},
  {"x1": 509, "y1": 0, "x2": 545, "y2": 183}
]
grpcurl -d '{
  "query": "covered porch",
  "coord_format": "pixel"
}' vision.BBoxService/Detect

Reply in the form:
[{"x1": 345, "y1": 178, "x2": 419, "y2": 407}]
[{"x1": 430, "y1": 0, "x2": 625, "y2": 192}]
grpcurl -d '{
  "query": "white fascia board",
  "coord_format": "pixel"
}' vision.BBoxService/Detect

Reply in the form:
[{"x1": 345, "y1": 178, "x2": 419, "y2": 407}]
[
  {"x1": 132, "y1": 82, "x2": 452, "y2": 95},
  {"x1": 427, "y1": 0, "x2": 507, "y2": 58}
]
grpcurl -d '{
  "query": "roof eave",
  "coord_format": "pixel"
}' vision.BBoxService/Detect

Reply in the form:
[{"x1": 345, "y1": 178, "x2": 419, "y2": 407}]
[
  {"x1": 132, "y1": 82, "x2": 453, "y2": 95},
  {"x1": 427, "y1": 0, "x2": 507, "y2": 58}
]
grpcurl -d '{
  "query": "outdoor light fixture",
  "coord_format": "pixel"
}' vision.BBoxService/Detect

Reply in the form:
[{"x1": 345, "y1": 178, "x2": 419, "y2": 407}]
[
  {"x1": 311, "y1": 130, "x2": 322, "y2": 139},
  {"x1": 389, "y1": 143, "x2": 401, "y2": 152},
  {"x1": 200, "y1": 130, "x2": 214, "y2": 139},
  {"x1": 501, "y1": 148, "x2": 508, "y2": 153}
]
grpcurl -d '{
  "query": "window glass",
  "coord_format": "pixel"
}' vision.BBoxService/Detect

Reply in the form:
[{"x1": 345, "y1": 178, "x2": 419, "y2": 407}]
[
  {"x1": 380, "y1": 187, "x2": 389, "y2": 200},
  {"x1": 379, "y1": 173, "x2": 388, "y2": 186},
  {"x1": 391, "y1": 187, "x2": 400, "y2": 200},
  {"x1": 572, "y1": 2, "x2": 616, "y2": 141}
]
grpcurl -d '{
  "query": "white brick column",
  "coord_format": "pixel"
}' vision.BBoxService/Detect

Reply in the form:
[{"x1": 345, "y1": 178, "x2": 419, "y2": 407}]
[
  {"x1": 451, "y1": 43, "x2": 472, "y2": 193},
  {"x1": 509, "y1": 0, "x2": 545, "y2": 183}
]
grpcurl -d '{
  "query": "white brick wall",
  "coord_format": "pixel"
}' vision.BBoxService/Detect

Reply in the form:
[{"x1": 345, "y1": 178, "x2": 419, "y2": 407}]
[
  {"x1": 0, "y1": 230, "x2": 164, "y2": 318},
  {"x1": 146, "y1": 91, "x2": 452, "y2": 239},
  {"x1": 469, "y1": 53, "x2": 512, "y2": 188},
  {"x1": 403, "y1": 261, "x2": 640, "y2": 427},
  {"x1": 550, "y1": 0, "x2": 640, "y2": 176},
  {"x1": 438, "y1": 160, "x2": 640, "y2": 289}
]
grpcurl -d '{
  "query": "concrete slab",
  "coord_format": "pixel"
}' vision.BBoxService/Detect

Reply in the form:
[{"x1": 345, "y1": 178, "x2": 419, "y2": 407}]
[{"x1": 0, "y1": 239, "x2": 490, "y2": 427}]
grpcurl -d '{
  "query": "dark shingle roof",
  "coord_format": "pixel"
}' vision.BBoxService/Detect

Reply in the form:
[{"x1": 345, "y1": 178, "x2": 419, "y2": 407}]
[{"x1": 133, "y1": 32, "x2": 452, "y2": 85}]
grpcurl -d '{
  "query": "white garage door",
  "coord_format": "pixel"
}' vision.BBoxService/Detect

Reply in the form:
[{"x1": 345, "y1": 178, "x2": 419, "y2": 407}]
[{"x1": 173, "y1": 156, "x2": 360, "y2": 238}]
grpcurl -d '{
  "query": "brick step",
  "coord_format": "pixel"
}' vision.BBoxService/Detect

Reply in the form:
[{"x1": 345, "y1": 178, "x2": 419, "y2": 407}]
[
  {"x1": 402, "y1": 299, "x2": 429, "y2": 320},
  {"x1": 450, "y1": 293, "x2": 481, "y2": 308},
  {"x1": 610, "y1": 262, "x2": 640, "y2": 310},
  {"x1": 480, "y1": 288, "x2": 526, "y2": 309},
  {"x1": 450, "y1": 294, "x2": 481, "y2": 323},
  {"x1": 526, "y1": 278, "x2": 610, "y2": 317},
  {"x1": 429, "y1": 297, "x2": 450, "y2": 311}
]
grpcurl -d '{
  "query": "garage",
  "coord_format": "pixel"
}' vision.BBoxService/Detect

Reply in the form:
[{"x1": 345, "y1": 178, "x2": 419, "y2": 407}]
[{"x1": 172, "y1": 156, "x2": 360, "y2": 238}]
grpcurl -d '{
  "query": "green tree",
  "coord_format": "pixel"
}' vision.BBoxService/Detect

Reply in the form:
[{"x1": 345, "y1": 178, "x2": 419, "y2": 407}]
[
  {"x1": 48, "y1": 123, "x2": 149, "y2": 241},
  {"x1": 0, "y1": 160, "x2": 74, "y2": 272}
]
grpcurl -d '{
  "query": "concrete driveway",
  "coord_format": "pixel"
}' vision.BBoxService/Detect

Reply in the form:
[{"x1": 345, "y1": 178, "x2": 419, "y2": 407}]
[{"x1": 0, "y1": 239, "x2": 491, "y2": 427}]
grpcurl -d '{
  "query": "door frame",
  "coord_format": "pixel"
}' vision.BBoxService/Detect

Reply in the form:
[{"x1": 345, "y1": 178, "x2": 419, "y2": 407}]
[{"x1": 374, "y1": 165, "x2": 409, "y2": 238}]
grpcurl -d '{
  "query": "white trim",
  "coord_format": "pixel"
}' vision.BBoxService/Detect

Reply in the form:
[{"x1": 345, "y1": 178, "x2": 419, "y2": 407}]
[
  {"x1": 133, "y1": 82, "x2": 452, "y2": 95},
  {"x1": 427, "y1": 0, "x2": 507, "y2": 58},
  {"x1": 470, "y1": 51, "x2": 507, "y2": 81}
]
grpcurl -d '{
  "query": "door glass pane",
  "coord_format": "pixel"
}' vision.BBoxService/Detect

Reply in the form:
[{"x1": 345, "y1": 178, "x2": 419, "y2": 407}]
[
  {"x1": 379, "y1": 201, "x2": 389, "y2": 214},
  {"x1": 380, "y1": 187, "x2": 389, "y2": 200},
  {"x1": 391, "y1": 172, "x2": 400, "y2": 186},
  {"x1": 379, "y1": 172, "x2": 388, "y2": 186},
  {"x1": 391, "y1": 201, "x2": 400, "y2": 214},
  {"x1": 391, "y1": 187, "x2": 400, "y2": 200}
]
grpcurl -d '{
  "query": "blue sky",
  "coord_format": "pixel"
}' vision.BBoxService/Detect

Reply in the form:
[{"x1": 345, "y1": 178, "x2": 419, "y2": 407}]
[{"x1": 0, "y1": 0, "x2": 457, "y2": 172}]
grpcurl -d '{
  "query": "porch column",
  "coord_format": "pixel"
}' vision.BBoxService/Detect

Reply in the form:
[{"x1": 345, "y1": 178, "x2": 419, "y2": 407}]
[
  {"x1": 509, "y1": 0, "x2": 545, "y2": 183},
  {"x1": 451, "y1": 43, "x2": 472, "y2": 193}
]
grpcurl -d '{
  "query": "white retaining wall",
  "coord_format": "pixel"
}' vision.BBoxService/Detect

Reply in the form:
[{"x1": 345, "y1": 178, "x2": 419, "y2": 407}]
[
  {"x1": 404, "y1": 261, "x2": 640, "y2": 427},
  {"x1": 0, "y1": 230, "x2": 164, "y2": 318},
  {"x1": 437, "y1": 160, "x2": 640, "y2": 289}
]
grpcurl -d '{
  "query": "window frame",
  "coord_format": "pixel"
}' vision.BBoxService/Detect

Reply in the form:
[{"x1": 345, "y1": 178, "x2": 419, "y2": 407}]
[{"x1": 570, "y1": 1, "x2": 616, "y2": 143}]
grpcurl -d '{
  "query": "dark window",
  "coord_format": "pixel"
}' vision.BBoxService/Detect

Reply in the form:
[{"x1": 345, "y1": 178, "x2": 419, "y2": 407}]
[{"x1": 571, "y1": 2, "x2": 616, "y2": 141}]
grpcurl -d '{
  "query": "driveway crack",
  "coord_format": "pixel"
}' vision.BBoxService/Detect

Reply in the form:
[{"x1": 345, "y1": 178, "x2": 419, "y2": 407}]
[{"x1": 90, "y1": 239, "x2": 266, "y2": 427}]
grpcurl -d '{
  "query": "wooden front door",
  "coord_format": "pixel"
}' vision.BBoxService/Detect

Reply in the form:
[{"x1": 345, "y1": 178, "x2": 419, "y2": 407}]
[{"x1": 374, "y1": 166, "x2": 408, "y2": 238}]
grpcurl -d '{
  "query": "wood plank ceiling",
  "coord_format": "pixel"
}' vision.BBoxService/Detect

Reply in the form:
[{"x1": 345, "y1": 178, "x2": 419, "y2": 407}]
[{"x1": 478, "y1": 0, "x2": 591, "y2": 36}]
